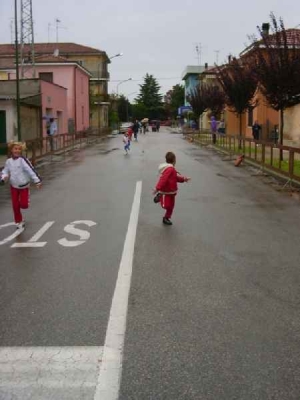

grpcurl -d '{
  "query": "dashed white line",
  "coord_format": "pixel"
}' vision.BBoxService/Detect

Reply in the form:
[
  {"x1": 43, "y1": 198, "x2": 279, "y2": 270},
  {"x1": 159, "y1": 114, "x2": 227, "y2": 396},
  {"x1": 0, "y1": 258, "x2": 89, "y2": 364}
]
[{"x1": 94, "y1": 181, "x2": 142, "y2": 400}]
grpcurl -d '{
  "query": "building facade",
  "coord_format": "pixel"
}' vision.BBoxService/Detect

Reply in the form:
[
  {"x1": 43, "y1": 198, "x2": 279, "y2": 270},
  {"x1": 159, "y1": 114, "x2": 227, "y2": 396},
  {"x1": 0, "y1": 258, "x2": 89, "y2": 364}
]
[
  {"x1": 0, "y1": 42, "x2": 110, "y2": 129},
  {"x1": 181, "y1": 66, "x2": 209, "y2": 106},
  {"x1": 0, "y1": 79, "x2": 67, "y2": 143}
]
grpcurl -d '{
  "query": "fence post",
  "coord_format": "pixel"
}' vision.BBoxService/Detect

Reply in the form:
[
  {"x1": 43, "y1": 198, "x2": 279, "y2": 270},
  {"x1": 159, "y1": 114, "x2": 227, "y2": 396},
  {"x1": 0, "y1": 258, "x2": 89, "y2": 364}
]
[
  {"x1": 289, "y1": 149, "x2": 294, "y2": 180},
  {"x1": 31, "y1": 141, "x2": 36, "y2": 165},
  {"x1": 262, "y1": 143, "x2": 265, "y2": 165}
]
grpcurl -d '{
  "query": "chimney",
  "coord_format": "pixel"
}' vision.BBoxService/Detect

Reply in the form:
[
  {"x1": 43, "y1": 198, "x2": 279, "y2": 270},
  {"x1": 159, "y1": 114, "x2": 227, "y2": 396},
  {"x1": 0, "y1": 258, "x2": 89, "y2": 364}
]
[
  {"x1": 262, "y1": 23, "x2": 270, "y2": 36},
  {"x1": 228, "y1": 55, "x2": 232, "y2": 64},
  {"x1": 205, "y1": 62, "x2": 208, "y2": 70}
]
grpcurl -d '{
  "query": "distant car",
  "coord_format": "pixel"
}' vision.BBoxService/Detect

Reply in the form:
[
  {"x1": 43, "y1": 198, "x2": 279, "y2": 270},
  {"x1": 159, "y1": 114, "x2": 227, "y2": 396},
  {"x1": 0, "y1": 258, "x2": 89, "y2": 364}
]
[
  {"x1": 119, "y1": 122, "x2": 132, "y2": 134},
  {"x1": 160, "y1": 120, "x2": 171, "y2": 126},
  {"x1": 150, "y1": 120, "x2": 157, "y2": 132}
]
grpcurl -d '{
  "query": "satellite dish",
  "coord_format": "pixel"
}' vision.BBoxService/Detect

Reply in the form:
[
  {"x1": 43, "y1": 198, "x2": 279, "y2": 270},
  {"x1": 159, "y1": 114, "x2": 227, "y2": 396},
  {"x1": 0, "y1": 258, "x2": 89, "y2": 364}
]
[{"x1": 53, "y1": 49, "x2": 59, "y2": 57}]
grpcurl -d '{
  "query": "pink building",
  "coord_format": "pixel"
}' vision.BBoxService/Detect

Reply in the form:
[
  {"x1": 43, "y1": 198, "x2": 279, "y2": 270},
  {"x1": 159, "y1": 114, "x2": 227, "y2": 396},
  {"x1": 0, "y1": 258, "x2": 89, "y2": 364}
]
[
  {"x1": 40, "y1": 80, "x2": 68, "y2": 135},
  {"x1": 10, "y1": 55, "x2": 91, "y2": 135},
  {"x1": 0, "y1": 79, "x2": 67, "y2": 142}
]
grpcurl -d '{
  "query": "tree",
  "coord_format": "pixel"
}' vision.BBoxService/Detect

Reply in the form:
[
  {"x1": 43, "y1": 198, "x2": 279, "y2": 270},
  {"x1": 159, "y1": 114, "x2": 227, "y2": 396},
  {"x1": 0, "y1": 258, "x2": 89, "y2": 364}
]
[
  {"x1": 216, "y1": 58, "x2": 257, "y2": 147},
  {"x1": 203, "y1": 85, "x2": 225, "y2": 120},
  {"x1": 250, "y1": 13, "x2": 300, "y2": 157},
  {"x1": 165, "y1": 84, "x2": 185, "y2": 117},
  {"x1": 117, "y1": 95, "x2": 131, "y2": 122},
  {"x1": 187, "y1": 84, "x2": 209, "y2": 122},
  {"x1": 131, "y1": 103, "x2": 148, "y2": 120},
  {"x1": 136, "y1": 74, "x2": 163, "y2": 119}
]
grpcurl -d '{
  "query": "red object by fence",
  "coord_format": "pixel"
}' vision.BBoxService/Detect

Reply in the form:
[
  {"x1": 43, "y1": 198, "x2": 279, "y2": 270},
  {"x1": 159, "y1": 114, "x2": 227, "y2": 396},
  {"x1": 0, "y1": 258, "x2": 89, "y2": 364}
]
[{"x1": 234, "y1": 154, "x2": 245, "y2": 167}]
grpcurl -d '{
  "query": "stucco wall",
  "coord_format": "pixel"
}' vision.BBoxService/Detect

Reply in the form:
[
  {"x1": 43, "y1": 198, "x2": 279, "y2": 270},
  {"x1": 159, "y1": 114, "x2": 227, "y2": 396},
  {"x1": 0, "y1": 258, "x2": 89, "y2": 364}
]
[
  {"x1": 20, "y1": 105, "x2": 40, "y2": 141},
  {"x1": 40, "y1": 80, "x2": 68, "y2": 136},
  {"x1": 75, "y1": 67, "x2": 90, "y2": 131},
  {"x1": 284, "y1": 104, "x2": 300, "y2": 142},
  {"x1": 0, "y1": 101, "x2": 40, "y2": 142}
]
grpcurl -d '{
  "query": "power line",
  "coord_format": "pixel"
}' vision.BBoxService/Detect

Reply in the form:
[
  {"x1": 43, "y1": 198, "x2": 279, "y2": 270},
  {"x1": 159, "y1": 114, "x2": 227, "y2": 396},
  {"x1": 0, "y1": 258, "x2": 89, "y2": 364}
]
[{"x1": 110, "y1": 77, "x2": 181, "y2": 82}]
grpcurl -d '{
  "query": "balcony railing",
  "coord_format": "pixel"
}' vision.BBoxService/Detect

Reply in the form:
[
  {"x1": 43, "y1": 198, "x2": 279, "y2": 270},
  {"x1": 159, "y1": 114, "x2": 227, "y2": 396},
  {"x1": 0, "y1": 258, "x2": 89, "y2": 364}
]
[{"x1": 89, "y1": 70, "x2": 110, "y2": 80}]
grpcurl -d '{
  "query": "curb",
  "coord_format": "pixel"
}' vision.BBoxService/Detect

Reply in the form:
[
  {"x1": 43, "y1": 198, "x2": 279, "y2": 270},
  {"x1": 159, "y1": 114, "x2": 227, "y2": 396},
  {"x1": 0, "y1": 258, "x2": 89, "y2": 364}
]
[{"x1": 186, "y1": 136, "x2": 300, "y2": 189}]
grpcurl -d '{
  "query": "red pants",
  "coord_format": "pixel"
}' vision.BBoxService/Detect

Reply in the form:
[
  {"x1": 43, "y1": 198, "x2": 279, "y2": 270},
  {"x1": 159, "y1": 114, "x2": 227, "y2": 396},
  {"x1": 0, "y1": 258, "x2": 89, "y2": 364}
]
[
  {"x1": 10, "y1": 186, "x2": 29, "y2": 223},
  {"x1": 160, "y1": 194, "x2": 175, "y2": 219}
]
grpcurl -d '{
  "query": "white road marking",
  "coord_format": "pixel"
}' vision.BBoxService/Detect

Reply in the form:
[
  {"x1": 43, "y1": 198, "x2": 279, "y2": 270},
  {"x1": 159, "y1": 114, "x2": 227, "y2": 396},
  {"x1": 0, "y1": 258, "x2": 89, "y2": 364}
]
[
  {"x1": 58, "y1": 220, "x2": 97, "y2": 247},
  {"x1": 94, "y1": 181, "x2": 142, "y2": 400},
  {"x1": 0, "y1": 347, "x2": 103, "y2": 395},
  {"x1": 11, "y1": 221, "x2": 55, "y2": 248},
  {"x1": 0, "y1": 222, "x2": 24, "y2": 246}
]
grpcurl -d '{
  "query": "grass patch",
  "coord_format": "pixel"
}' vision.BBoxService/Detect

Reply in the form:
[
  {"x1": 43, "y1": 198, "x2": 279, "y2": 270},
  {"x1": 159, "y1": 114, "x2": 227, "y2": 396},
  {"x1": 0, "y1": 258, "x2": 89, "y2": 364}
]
[
  {"x1": 269, "y1": 160, "x2": 300, "y2": 177},
  {"x1": 192, "y1": 134, "x2": 300, "y2": 177}
]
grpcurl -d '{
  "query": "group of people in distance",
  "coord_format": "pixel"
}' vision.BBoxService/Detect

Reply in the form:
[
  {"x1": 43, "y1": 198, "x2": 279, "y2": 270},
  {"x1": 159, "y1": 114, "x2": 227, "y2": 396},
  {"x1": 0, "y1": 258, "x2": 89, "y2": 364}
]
[{"x1": 122, "y1": 119, "x2": 156, "y2": 154}]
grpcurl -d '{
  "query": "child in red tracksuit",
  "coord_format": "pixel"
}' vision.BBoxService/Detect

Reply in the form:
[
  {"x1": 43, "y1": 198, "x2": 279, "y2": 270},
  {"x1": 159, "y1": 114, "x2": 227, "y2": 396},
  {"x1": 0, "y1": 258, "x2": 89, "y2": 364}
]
[
  {"x1": 0, "y1": 142, "x2": 42, "y2": 229},
  {"x1": 154, "y1": 152, "x2": 190, "y2": 225}
]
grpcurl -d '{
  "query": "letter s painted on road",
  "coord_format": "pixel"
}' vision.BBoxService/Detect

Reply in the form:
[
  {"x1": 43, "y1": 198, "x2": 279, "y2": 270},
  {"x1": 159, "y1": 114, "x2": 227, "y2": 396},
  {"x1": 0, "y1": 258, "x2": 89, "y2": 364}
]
[{"x1": 58, "y1": 220, "x2": 97, "y2": 247}]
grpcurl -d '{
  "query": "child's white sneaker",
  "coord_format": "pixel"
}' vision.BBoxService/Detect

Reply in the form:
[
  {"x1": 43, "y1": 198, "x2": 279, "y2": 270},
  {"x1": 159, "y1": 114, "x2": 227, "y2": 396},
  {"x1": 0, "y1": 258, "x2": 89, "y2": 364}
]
[{"x1": 16, "y1": 221, "x2": 25, "y2": 230}]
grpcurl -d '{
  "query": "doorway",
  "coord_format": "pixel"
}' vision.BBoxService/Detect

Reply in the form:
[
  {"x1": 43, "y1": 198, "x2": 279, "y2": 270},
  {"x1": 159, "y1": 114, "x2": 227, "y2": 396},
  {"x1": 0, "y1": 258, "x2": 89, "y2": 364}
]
[{"x1": 0, "y1": 110, "x2": 7, "y2": 155}]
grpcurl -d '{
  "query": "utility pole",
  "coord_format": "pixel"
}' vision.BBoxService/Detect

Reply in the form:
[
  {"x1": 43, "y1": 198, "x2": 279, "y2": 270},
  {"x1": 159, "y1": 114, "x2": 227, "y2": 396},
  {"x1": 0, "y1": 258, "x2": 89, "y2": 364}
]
[
  {"x1": 56, "y1": 19, "x2": 61, "y2": 43},
  {"x1": 214, "y1": 49, "x2": 221, "y2": 65},
  {"x1": 10, "y1": 19, "x2": 14, "y2": 44},
  {"x1": 20, "y1": 0, "x2": 35, "y2": 78},
  {"x1": 195, "y1": 43, "x2": 202, "y2": 66},
  {"x1": 14, "y1": 0, "x2": 21, "y2": 140}
]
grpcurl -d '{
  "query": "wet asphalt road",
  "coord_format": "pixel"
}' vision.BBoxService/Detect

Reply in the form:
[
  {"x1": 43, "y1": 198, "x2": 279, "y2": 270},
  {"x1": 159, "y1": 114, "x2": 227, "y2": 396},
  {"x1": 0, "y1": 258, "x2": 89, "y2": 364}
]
[{"x1": 1, "y1": 129, "x2": 300, "y2": 399}]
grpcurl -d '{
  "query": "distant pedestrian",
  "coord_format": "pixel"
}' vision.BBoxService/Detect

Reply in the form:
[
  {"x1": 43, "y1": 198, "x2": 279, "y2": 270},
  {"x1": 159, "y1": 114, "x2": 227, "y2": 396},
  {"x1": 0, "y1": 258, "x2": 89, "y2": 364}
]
[
  {"x1": 156, "y1": 120, "x2": 160, "y2": 132},
  {"x1": 0, "y1": 141, "x2": 42, "y2": 229},
  {"x1": 153, "y1": 151, "x2": 190, "y2": 226},
  {"x1": 123, "y1": 133, "x2": 130, "y2": 155},
  {"x1": 47, "y1": 118, "x2": 57, "y2": 151},
  {"x1": 252, "y1": 121, "x2": 261, "y2": 141},
  {"x1": 133, "y1": 119, "x2": 139, "y2": 141},
  {"x1": 127, "y1": 126, "x2": 133, "y2": 149},
  {"x1": 142, "y1": 121, "x2": 147, "y2": 134},
  {"x1": 211, "y1": 116, "x2": 217, "y2": 144},
  {"x1": 218, "y1": 119, "x2": 225, "y2": 135}
]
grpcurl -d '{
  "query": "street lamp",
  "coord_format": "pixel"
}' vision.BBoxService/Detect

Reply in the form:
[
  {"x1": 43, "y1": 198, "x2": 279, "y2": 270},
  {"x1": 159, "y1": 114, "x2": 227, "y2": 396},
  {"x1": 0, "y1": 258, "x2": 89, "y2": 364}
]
[
  {"x1": 109, "y1": 52, "x2": 123, "y2": 60},
  {"x1": 116, "y1": 78, "x2": 132, "y2": 95}
]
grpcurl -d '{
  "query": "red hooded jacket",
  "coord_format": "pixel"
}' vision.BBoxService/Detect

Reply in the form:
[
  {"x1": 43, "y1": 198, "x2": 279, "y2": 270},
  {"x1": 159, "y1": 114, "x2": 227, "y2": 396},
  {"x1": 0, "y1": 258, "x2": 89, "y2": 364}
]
[{"x1": 156, "y1": 163, "x2": 185, "y2": 194}]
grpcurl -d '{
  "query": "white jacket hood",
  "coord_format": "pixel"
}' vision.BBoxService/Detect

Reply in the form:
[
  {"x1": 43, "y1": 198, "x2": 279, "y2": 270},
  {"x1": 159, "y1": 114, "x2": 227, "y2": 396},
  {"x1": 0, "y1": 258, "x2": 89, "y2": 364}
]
[{"x1": 158, "y1": 163, "x2": 174, "y2": 174}]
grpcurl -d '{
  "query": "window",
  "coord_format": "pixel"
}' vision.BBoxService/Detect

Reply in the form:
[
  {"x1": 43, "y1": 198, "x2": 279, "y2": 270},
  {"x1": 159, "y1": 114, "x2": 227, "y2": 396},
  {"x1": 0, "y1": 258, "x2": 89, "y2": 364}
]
[
  {"x1": 248, "y1": 107, "x2": 254, "y2": 127},
  {"x1": 39, "y1": 72, "x2": 53, "y2": 83},
  {"x1": 81, "y1": 77, "x2": 84, "y2": 94}
]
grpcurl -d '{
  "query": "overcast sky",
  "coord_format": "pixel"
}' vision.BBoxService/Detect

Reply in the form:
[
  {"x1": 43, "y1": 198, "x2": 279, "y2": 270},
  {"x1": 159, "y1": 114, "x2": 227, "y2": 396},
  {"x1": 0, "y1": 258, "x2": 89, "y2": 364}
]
[{"x1": 1, "y1": 0, "x2": 300, "y2": 100}]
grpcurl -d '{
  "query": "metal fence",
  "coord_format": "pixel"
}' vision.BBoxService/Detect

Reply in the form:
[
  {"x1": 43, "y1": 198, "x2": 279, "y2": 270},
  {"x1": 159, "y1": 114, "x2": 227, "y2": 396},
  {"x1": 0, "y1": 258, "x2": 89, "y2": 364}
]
[
  {"x1": 0, "y1": 128, "x2": 110, "y2": 165},
  {"x1": 183, "y1": 129, "x2": 300, "y2": 184}
]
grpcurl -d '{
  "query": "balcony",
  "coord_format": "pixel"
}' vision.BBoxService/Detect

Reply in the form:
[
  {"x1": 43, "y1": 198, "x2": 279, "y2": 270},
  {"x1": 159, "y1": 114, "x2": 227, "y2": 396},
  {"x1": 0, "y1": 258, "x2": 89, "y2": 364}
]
[
  {"x1": 89, "y1": 70, "x2": 110, "y2": 80},
  {"x1": 90, "y1": 94, "x2": 110, "y2": 105}
]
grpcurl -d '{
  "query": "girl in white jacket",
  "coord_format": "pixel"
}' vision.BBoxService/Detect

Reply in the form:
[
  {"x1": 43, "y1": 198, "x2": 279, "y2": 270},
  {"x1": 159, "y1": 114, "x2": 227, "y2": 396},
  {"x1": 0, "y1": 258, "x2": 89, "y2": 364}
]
[{"x1": 0, "y1": 142, "x2": 42, "y2": 229}]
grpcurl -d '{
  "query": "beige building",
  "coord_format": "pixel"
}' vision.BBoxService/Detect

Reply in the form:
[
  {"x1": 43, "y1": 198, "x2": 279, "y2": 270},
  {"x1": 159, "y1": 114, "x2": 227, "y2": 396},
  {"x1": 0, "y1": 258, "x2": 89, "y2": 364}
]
[{"x1": 284, "y1": 104, "x2": 300, "y2": 144}]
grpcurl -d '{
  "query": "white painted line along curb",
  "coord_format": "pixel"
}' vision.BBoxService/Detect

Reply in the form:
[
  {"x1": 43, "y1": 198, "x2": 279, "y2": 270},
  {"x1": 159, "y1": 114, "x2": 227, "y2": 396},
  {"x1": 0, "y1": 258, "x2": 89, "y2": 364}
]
[{"x1": 94, "y1": 181, "x2": 142, "y2": 400}]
